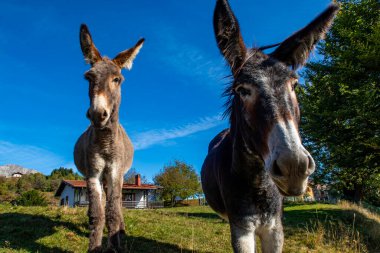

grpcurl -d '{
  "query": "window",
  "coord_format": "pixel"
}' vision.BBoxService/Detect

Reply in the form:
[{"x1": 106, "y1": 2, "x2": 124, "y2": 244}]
[{"x1": 124, "y1": 193, "x2": 135, "y2": 201}]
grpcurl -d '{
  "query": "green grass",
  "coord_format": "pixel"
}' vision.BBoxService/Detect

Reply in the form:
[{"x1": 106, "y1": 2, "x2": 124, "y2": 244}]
[{"x1": 0, "y1": 202, "x2": 379, "y2": 253}]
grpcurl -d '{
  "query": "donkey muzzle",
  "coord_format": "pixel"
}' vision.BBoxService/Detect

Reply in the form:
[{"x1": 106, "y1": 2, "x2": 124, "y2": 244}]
[
  {"x1": 269, "y1": 148, "x2": 315, "y2": 196},
  {"x1": 87, "y1": 108, "x2": 109, "y2": 128}
]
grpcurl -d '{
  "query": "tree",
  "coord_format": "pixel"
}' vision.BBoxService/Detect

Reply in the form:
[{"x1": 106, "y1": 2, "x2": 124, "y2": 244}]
[
  {"x1": 0, "y1": 177, "x2": 23, "y2": 202},
  {"x1": 32, "y1": 173, "x2": 48, "y2": 191},
  {"x1": 154, "y1": 160, "x2": 201, "y2": 206},
  {"x1": 16, "y1": 174, "x2": 33, "y2": 193},
  {"x1": 300, "y1": 0, "x2": 380, "y2": 203},
  {"x1": 49, "y1": 167, "x2": 83, "y2": 180},
  {"x1": 15, "y1": 173, "x2": 48, "y2": 193},
  {"x1": 48, "y1": 167, "x2": 83, "y2": 192},
  {"x1": 123, "y1": 168, "x2": 149, "y2": 184}
]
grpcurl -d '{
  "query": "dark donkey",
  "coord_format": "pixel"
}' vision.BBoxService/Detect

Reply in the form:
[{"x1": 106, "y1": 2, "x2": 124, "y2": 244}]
[
  {"x1": 201, "y1": 1, "x2": 338, "y2": 252},
  {"x1": 74, "y1": 24, "x2": 144, "y2": 252}
]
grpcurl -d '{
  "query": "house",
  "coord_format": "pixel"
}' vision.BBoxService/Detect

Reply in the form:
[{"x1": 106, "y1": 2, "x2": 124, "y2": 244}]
[
  {"x1": 11, "y1": 172, "x2": 23, "y2": 178},
  {"x1": 55, "y1": 175, "x2": 163, "y2": 208},
  {"x1": 312, "y1": 183, "x2": 331, "y2": 202}
]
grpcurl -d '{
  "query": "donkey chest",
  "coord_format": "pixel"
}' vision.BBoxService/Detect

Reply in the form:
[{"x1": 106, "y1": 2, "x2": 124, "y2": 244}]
[
  {"x1": 222, "y1": 180, "x2": 282, "y2": 225},
  {"x1": 85, "y1": 144, "x2": 124, "y2": 170},
  {"x1": 87, "y1": 131, "x2": 127, "y2": 157}
]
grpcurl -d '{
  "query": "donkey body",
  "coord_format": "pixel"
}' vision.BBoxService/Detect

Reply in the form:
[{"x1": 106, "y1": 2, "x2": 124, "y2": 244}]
[
  {"x1": 201, "y1": 1, "x2": 338, "y2": 252},
  {"x1": 74, "y1": 24, "x2": 143, "y2": 252}
]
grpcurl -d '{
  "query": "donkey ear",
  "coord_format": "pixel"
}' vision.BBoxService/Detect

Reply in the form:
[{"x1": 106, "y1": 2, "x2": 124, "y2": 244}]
[
  {"x1": 214, "y1": 0, "x2": 247, "y2": 74},
  {"x1": 113, "y1": 39, "x2": 144, "y2": 70},
  {"x1": 270, "y1": 4, "x2": 339, "y2": 69},
  {"x1": 80, "y1": 24, "x2": 102, "y2": 65}
]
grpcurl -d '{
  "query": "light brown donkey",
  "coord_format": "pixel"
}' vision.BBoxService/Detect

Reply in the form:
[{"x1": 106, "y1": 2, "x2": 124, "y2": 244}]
[{"x1": 74, "y1": 24, "x2": 144, "y2": 253}]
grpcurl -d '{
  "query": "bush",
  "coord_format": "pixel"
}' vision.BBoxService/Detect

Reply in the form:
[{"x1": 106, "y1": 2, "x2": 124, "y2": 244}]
[{"x1": 15, "y1": 190, "x2": 48, "y2": 206}]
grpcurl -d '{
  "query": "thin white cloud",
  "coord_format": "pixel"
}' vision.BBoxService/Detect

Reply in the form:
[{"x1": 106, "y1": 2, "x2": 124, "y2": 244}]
[
  {"x1": 131, "y1": 114, "x2": 224, "y2": 150},
  {"x1": 0, "y1": 141, "x2": 65, "y2": 174},
  {"x1": 155, "y1": 27, "x2": 227, "y2": 84}
]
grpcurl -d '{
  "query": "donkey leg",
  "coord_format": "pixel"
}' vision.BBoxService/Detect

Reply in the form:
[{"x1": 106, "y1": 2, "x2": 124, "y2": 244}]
[
  {"x1": 258, "y1": 220, "x2": 284, "y2": 253},
  {"x1": 230, "y1": 223, "x2": 256, "y2": 253},
  {"x1": 119, "y1": 197, "x2": 126, "y2": 235},
  {"x1": 105, "y1": 172, "x2": 124, "y2": 251},
  {"x1": 87, "y1": 176, "x2": 105, "y2": 253}
]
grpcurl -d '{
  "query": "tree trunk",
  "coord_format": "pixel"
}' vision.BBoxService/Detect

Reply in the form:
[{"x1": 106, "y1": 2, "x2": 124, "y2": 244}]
[{"x1": 353, "y1": 184, "x2": 363, "y2": 204}]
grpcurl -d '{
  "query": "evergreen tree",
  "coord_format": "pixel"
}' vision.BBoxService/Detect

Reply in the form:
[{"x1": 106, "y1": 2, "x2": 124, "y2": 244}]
[{"x1": 300, "y1": 0, "x2": 380, "y2": 203}]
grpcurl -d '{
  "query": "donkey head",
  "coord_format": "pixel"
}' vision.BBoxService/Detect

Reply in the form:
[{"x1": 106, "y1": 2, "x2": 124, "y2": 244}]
[
  {"x1": 80, "y1": 24, "x2": 144, "y2": 129},
  {"x1": 214, "y1": 0, "x2": 338, "y2": 196}
]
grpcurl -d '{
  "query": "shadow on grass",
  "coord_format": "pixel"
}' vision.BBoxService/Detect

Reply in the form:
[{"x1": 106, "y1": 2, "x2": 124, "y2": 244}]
[
  {"x1": 175, "y1": 211, "x2": 223, "y2": 220},
  {"x1": 283, "y1": 207, "x2": 380, "y2": 252},
  {"x1": 0, "y1": 213, "x2": 213, "y2": 253},
  {"x1": 123, "y1": 235, "x2": 212, "y2": 253},
  {"x1": 0, "y1": 213, "x2": 87, "y2": 252}
]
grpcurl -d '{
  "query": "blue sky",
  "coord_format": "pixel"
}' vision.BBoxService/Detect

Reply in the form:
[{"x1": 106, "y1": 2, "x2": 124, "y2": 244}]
[{"x1": 0, "y1": 0, "x2": 330, "y2": 181}]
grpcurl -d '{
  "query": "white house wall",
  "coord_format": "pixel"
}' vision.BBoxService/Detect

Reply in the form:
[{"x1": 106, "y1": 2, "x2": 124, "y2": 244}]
[
  {"x1": 122, "y1": 190, "x2": 149, "y2": 208},
  {"x1": 58, "y1": 185, "x2": 157, "y2": 208},
  {"x1": 134, "y1": 191, "x2": 146, "y2": 208},
  {"x1": 60, "y1": 185, "x2": 75, "y2": 207}
]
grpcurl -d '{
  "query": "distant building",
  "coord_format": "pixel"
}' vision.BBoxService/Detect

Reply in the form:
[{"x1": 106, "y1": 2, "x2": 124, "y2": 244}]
[
  {"x1": 55, "y1": 175, "x2": 163, "y2": 208},
  {"x1": 284, "y1": 184, "x2": 330, "y2": 203},
  {"x1": 307, "y1": 179, "x2": 332, "y2": 202},
  {"x1": 11, "y1": 172, "x2": 23, "y2": 178},
  {"x1": 313, "y1": 184, "x2": 331, "y2": 202}
]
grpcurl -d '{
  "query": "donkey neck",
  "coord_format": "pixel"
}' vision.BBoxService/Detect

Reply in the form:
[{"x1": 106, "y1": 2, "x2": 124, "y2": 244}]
[
  {"x1": 230, "y1": 107, "x2": 267, "y2": 183},
  {"x1": 232, "y1": 130, "x2": 265, "y2": 172},
  {"x1": 108, "y1": 105, "x2": 120, "y2": 127}
]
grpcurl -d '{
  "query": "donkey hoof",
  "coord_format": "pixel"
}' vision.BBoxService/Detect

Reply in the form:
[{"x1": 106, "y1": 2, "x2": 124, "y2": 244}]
[{"x1": 88, "y1": 246, "x2": 103, "y2": 253}]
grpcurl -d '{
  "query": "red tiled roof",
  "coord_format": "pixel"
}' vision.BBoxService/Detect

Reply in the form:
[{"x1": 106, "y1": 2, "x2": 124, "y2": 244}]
[
  {"x1": 122, "y1": 183, "x2": 161, "y2": 190},
  {"x1": 63, "y1": 180, "x2": 87, "y2": 188}
]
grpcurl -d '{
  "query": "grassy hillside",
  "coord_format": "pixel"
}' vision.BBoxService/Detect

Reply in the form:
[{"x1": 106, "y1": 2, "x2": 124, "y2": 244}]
[{"x1": 0, "y1": 202, "x2": 379, "y2": 253}]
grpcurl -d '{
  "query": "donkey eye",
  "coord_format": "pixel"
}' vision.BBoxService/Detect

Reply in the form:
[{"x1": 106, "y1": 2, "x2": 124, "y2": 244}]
[
  {"x1": 236, "y1": 86, "x2": 251, "y2": 97},
  {"x1": 113, "y1": 77, "x2": 121, "y2": 83}
]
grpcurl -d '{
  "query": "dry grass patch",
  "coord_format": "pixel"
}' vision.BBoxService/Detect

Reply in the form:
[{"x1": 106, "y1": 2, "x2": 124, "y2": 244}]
[{"x1": 282, "y1": 202, "x2": 380, "y2": 253}]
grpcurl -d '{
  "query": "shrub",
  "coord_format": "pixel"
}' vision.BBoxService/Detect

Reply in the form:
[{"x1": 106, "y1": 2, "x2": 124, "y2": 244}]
[{"x1": 15, "y1": 190, "x2": 48, "y2": 206}]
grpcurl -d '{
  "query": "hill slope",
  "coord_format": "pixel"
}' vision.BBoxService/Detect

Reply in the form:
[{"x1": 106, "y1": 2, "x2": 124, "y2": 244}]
[{"x1": 0, "y1": 164, "x2": 39, "y2": 178}]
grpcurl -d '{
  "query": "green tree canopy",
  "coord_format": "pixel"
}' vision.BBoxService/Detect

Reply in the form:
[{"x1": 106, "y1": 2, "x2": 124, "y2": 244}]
[
  {"x1": 154, "y1": 160, "x2": 201, "y2": 206},
  {"x1": 48, "y1": 167, "x2": 83, "y2": 192},
  {"x1": 49, "y1": 167, "x2": 83, "y2": 180},
  {"x1": 16, "y1": 173, "x2": 48, "y2": 193},
  {"x1": 300, "y1": 0, "x2": 380, "y2": 203}
]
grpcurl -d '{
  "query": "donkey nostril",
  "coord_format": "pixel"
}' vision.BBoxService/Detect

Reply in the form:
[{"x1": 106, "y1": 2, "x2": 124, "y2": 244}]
[
  {"x1": 102, "y1": 110, "x2": 108, "y2": 119},
  {"x1": 272, "y1": 160, "x2": 283, "y2": 177},
  {"x1": 306, "y1": 155, "x2": 315, "y2": 174}
]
